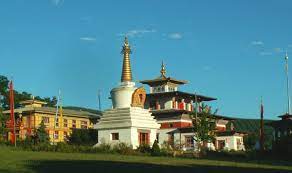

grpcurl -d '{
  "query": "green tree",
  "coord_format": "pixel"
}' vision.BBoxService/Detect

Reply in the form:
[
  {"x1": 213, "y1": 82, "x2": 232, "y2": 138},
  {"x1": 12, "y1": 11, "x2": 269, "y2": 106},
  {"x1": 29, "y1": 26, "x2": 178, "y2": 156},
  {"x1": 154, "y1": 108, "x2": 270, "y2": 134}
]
[
  {"x1": 192, "y1": 104, "x2": 216, "y2": 150},
  {"x1": 0, "y1": 110, "x2": 8, "y2": 141},
  {"x1": 151, "y1": 139, "x2": 161, "y2": 156},
  {"x1": 36, "y1": 120, "x2": 49, "y2": 144},
  {"x1": 69, "y1": 129, "x2": 98, "y2": 146}
]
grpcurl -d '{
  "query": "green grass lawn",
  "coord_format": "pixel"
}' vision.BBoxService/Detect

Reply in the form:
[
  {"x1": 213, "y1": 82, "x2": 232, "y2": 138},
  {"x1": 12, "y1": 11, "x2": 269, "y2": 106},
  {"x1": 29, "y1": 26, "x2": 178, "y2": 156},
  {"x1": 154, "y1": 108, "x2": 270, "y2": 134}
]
[{"x1": 0, "y1": 146, "x2": 291, "y2": 173}]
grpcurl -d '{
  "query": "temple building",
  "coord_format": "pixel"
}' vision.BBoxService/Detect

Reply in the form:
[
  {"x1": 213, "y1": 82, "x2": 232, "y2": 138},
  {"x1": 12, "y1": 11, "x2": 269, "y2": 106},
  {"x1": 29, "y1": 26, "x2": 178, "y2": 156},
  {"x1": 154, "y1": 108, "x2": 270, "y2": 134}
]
[
  {"x1": 3, "y1": 99, "x2": 99, "y2": 143},
  {"x1": 94, "y1": 37, "x2": 160, "y2": 149},
  {"x1": 140, "y1": 62, "x2": 246, "y2": 151}
]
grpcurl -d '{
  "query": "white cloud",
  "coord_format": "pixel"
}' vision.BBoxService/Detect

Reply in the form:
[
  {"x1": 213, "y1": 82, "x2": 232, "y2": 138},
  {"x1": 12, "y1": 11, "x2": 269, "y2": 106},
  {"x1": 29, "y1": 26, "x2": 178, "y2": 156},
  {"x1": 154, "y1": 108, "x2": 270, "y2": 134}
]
[
  {"x1": 259, "y1": 52, "x2": 272, "y2": 56},
  {"x1": 168, "y1": 33, "x2": 183, "y2": 40},
  {"x1": 118, "y1": 29, "x2": 156, "y2": 37},
  {"x1": 51, "y1": 0, "x2": 64, "y2": 7},
  {"x1": 251, "y1": 41, "x2": 264, "y2": 46},
  {"x1": 80, "y1": 37, "x2": 96, "y2": 42}
]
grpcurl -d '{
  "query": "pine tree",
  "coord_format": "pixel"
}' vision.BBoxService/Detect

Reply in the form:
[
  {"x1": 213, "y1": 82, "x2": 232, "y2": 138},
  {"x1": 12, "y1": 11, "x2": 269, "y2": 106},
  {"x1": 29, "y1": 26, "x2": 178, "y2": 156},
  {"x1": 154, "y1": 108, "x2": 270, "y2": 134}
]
[
  {"x1": 36, "y1": 120, "x2": 49, "y2": 144},
  {"x1": 192, "y1": 104, "x2": 216, "y2": 150}
]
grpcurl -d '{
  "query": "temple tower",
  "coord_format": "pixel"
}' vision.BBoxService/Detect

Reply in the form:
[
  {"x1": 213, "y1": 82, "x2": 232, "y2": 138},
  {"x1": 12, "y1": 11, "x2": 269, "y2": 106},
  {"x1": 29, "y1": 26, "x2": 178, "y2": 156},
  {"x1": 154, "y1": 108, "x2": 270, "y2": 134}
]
[{"x1": 94, "y1": 38, "x2": 160, "y2": 149}]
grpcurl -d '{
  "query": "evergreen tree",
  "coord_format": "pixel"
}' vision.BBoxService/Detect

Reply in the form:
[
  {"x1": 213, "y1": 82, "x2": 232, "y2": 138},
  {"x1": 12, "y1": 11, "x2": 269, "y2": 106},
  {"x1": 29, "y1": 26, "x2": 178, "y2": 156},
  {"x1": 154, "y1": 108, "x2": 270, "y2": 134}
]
[
  {"x1": 192, "y1": 104, "x2": 216, "y2": 149},
  {"x1": 36, "y1": 120, "x2": 49, "y2": 144},
  {"x1": 151, "y1": 139, "x2": 161, "y2": 156}
]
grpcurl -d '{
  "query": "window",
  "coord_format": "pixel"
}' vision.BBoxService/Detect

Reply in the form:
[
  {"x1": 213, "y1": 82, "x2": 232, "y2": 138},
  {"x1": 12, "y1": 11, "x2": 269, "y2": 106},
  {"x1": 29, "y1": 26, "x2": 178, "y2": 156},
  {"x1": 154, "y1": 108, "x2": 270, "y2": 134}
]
[
  {"x1": 169, "y1": 123, "x2": 174, "y2": 128},
  {"x1": 55, "y1": 118, "x2": 59, "y2": 127},
  {"x1": 42, "y1": 117, "x2": 49, "y2": 124},
  {"x1": 64, "y1": 131, "x2": 68, "y2": 141},
  {"x1": 54, "y1": 131, "x2": 59, "y2": 139},
  {"x1": 139, "y1": 132, "x2": 149, "y2": 145},
  {"x1": 185, "y1": 136, "x2": 194, "y2": 148},
  {"x1": 63, "y1": 119, "x2": 68, "y2": 128},
  {"x1": 139, "y1": 94, "x2": 143, "y2": 103},
  {"x1": 81, "y1": 121, "x2": 88, "y2": 129},
  {"x1": 111, "y1": 133, "x2": 119, "y2": 140},
  {"x1": 72, "y1": 120, "x2": 76, "y2": 128}
]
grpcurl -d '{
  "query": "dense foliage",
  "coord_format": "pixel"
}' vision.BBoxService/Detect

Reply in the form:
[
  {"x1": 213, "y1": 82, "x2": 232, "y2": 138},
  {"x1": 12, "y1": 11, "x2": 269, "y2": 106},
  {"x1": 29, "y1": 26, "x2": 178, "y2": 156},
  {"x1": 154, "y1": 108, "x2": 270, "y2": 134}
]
[
  {"x1": 273, "y1": 135, "x2": 292, "y2": 158},
  {"x1": 68, "y1": 129, "x2": 98, "y2": 146},
  {"x1": 192, "y1": 104, "x2": 216, "y2": 147},
  {"x1": 36, "y1": 120, "x2": 50, "y2": 144},
  {"x1": 0, "y1": 110, "x2": 8, "y2": 141},
  {"x1": 231, "y1": 119, "x2": 274, "y2": 150}
]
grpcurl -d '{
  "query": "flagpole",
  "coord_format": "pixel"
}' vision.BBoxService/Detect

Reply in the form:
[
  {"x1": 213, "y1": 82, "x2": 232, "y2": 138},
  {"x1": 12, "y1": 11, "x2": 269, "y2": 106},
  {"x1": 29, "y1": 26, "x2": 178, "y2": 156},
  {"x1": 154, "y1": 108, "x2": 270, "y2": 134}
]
[
  {"x1": 194, "y1": 92, "x2": 198, "y2": 127},
  {"x1": 98, "y1": 89, "x2": 101, "y2": 110},
  {"x1": 9, "y1": 79, "x2": 16, "y2": 147},
  {"x1": 53, "y1": 90, "x2": 60, "y2": 145},
  {"x1": 260, "y1": 96, "x2": 264, "y2": 152},
  {"x1": 285, "y1": 52, "x2": 291, "y2": 114}
]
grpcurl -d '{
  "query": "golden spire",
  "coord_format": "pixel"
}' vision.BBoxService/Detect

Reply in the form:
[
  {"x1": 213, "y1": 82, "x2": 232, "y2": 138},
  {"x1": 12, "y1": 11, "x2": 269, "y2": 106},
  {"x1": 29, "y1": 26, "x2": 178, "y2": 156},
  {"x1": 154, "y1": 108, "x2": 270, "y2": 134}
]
[
  {"x1": 121, "y1": 37, "x2": 133, "y2": 82},
  {"x1": 160, "y1": 61, "x2": 166, "y2": 78}
]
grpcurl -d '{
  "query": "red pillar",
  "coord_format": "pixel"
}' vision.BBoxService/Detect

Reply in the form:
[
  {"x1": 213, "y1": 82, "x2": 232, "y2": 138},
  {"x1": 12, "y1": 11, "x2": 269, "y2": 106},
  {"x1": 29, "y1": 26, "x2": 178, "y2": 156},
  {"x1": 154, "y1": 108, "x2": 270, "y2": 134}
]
[{"x1": 9, "y1": 80, "x2": 15, "y2": 145}]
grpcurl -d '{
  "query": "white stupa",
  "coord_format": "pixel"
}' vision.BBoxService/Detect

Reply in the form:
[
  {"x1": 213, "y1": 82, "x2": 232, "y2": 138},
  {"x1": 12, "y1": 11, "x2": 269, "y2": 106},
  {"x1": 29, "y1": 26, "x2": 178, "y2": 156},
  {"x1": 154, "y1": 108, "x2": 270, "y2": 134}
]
[{"x1": 94, "y1": 37, "x2": 160, "y2": 149}]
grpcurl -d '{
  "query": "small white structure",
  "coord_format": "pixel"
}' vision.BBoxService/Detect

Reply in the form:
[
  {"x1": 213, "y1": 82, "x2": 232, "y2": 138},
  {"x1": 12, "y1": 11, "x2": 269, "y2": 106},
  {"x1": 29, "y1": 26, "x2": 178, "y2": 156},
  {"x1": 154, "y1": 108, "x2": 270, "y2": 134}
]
[
  {"x1": 94, "y1": 37, "x2": 160, "y2": 149},
  {"x1": 215, "y1": 132, "x2": 245, "y2": 151}
]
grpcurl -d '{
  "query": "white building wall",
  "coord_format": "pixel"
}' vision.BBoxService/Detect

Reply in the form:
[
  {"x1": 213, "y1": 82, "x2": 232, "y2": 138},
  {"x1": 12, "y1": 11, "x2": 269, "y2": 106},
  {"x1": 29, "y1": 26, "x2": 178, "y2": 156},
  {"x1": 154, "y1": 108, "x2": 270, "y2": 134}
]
[{"x1": 215, "y1": 136, "x2": 244, "y2": 151}]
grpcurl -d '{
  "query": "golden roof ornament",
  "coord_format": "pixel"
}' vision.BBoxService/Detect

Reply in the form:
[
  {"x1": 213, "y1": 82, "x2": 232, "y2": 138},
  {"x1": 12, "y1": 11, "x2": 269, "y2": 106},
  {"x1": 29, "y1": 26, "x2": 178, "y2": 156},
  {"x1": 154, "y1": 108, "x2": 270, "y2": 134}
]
[
  {"x1": 121, "y1": 37, "x2": 133, "y2": 82},
  {"x1": 160, "y1": 61, "x2": 166, "y2": 78}
]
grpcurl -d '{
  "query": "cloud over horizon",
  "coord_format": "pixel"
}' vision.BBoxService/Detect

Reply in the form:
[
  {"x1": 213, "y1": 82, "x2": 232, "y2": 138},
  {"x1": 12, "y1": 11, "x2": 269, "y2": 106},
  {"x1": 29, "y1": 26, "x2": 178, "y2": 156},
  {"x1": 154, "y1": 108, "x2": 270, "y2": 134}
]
[
  {"x1": 168, "y1": 33, "x2": 183, "y2": 40},
  {"x1": 118, "y1": 29, "x2": 156, "y2": 37},
  {"x1": 251, "y1": 40, "x2": 264, "y2": 46},
  {"x1": 80, "y1": 37, "x2": 96, "y2": 42}
]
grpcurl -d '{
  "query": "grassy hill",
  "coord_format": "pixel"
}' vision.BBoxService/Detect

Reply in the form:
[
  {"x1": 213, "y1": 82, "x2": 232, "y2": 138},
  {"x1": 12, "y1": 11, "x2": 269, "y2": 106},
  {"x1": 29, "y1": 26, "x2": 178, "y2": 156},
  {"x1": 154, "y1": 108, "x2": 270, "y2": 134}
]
[{"x1": 232, "y1": 118, "x2": 275, "y2": 134}]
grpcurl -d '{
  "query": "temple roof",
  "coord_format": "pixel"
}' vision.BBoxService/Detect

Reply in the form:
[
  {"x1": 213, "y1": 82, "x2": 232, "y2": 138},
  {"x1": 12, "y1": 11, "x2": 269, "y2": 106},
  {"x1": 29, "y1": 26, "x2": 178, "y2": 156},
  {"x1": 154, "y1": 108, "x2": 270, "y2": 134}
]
[
  {"x1": 267, "y1": 119, "x2": 292, "y2": 128},
  {"x1": 216, "y1": 131, "x2": 247, "y2": 136},
  {"x1": 140, "y1": 61, "x2": 188, "y2": 86},
  {"x1": 3, "y1": 106, "x2": 100, "y2": 119},
  {"x1": 278, "y1": 113, "x2": 292, "y2": 119},
  {"x1": 146, "y1": 91, "x2": 216, "y2": 102},
  {"x1": 140, "y1": 76, "x2": 188, "y2": 86}
]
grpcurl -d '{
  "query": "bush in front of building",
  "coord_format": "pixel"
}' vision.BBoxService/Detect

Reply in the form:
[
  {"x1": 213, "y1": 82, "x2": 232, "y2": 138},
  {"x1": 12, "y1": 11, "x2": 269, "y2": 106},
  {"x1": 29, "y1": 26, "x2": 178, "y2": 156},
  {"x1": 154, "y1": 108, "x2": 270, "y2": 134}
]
[
  {"x1": 112, "y1": 143, "x2": 135, "y2": 155},
  {"x1": 137, "y1": 144, "x2": 152, "y2": 154},
  {"x1": 151, "y1": 140, "x2": 161, "y2": 156},
  {"x1": 68, "y1": 129, "x2": 98, "y2": 146}
]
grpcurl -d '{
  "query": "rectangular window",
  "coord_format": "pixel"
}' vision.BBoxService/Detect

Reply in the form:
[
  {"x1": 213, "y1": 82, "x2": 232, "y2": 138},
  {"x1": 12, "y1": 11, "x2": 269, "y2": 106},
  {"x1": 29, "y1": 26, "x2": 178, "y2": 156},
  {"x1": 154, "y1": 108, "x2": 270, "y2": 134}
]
[
  {"x1": 81, "y1": 121, "x2": 88, "y2": 129},
  {"x1": 111, "y1": 133, "x2": 119, "y2": 140},
  {"x1": 72, "y1": 120, "x2": 76, "y2": 128},
  {"x1": 63, "y1": 119, "x2": 68, "y2": 128},
  {"x1": 63, "y1": 131, "x2": 68, "y2": 141},
  {"x1": 185, "y1": 136, "x2": 194, "y2": 148},
  {"x1": 55, "y1": 118, "x2": 59, "y2": 127},
  {"x1": 54, "y1": 131, "x2": 59, "y2": 139},
  {"x1": 139, "y1": 132, "x2": 149, "y2": 145},
  {"x1": 42, "y1": 117, "x2": 49, "y2": 124}
]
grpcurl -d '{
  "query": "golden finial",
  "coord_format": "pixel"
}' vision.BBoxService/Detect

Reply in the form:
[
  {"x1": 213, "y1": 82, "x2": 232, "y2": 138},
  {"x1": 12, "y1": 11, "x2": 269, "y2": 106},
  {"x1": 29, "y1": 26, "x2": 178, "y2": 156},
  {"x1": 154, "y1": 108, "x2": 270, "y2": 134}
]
[
  {"x1": 121, "y1": 37, "x2": 133, "y2": 82},
  {"x1": 160, "y1": 60, "x2": 166, "y2": 78}
]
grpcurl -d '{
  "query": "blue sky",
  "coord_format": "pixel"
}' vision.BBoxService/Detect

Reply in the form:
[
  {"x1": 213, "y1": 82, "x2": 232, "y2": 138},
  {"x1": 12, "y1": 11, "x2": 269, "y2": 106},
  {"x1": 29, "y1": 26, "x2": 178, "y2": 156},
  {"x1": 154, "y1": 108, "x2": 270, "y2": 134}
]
[{"x1": 1, "y1": 0, "x2": 292, "y2": 119}]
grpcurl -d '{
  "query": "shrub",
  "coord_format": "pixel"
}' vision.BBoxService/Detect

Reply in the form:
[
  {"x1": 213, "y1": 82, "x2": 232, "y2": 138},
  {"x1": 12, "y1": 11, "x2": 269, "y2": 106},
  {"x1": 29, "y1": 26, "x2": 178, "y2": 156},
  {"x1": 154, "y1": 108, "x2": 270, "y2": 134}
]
[
  {"x1": 137, "y1": 144, "x2": 151, "y2": 153},
  {"x1": 151, "y1": 140, "x2": 161, "y2": 156},
  {"x1": 69, "y1": 129, "x2": 98, "y2": 146},
  {"x1": 113, "y1": 143, "x2": 134, "y2": 155},
  {"x1": 97, "y1": 142, "x2": 112, "y2": 153}
]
